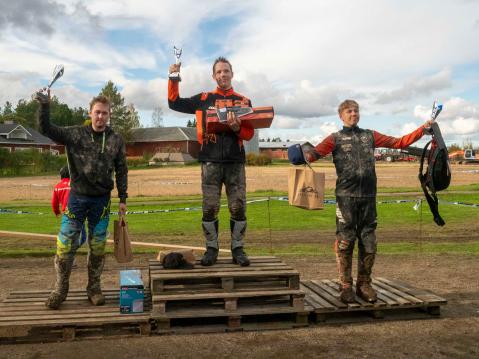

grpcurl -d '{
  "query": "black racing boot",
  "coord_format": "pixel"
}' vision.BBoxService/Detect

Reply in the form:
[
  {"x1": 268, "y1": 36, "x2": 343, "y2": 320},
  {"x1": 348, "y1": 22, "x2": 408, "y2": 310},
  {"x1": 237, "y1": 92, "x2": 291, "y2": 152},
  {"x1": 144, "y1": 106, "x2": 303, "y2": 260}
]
[
  {"x1": 232, "y1": 247, "x2": 250, "y2": 267},
  {"x1": 201, "y1": 247, "x2": 218, "y2": 266},
  {"x1": 335, "y1": 238, "x2": 355, "y2": 304},
  {"x1": 356, "y1": 251, "x2": 377, "y2": 303},
  {"x1": 87, "y1": 253, "x2": 106, "y2": 306},
  {"x1": 45, "y1": 255, "x2": 74, "y2": 309},
  {"x1": 201, "y1": 220, "x2": 219, "y2": 266}
]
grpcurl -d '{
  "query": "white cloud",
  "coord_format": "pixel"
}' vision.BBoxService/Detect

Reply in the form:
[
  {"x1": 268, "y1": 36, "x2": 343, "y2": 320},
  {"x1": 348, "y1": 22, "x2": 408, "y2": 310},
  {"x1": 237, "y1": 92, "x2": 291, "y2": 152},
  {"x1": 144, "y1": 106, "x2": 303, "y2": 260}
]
[
  {"x1": 414, "y1": 97, "x2": 479, "y2": 138},
  {"x1": 376, "y1": 68, "x2": 452, "y2": 104}
]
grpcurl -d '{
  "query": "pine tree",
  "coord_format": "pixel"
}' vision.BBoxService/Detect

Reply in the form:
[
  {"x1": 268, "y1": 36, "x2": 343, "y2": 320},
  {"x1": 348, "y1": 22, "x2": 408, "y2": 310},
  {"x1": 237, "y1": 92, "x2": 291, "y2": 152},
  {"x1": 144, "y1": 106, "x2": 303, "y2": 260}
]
[{"x1": 99, "y1": 81, "x2": 139, "y2": 140}]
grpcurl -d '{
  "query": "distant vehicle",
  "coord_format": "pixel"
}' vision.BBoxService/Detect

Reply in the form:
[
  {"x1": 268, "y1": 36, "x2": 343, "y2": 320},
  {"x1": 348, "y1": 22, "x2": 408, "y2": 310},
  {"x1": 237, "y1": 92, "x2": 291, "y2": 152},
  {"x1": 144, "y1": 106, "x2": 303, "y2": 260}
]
[{"x1": 449, "y1": 148, "x2": 479, "y2": 164}]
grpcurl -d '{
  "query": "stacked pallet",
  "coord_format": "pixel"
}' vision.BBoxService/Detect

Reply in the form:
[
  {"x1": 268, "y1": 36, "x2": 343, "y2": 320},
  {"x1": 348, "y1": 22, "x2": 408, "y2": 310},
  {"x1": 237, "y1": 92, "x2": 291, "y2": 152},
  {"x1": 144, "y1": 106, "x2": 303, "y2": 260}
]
[
  {"x1": 148, "y1": 256, "x2": 309, "y2": 332},
  {"x1": 0, "y1": 289, "x2": 152, "y2": 343}
]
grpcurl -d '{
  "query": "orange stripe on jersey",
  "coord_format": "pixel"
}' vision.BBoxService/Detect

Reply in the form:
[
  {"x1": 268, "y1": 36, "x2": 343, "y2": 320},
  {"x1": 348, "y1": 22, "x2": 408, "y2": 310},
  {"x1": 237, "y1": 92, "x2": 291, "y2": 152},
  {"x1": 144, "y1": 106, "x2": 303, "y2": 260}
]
[
  {"x1": 200, "y1": 92, "x2": 209, "y2": 101},
  {"x1": 195, "y1": 110, "x2": 204, "y2": 144},
  {"x1": 168, "y1": 80, "x2": 179, "y2": 102}
]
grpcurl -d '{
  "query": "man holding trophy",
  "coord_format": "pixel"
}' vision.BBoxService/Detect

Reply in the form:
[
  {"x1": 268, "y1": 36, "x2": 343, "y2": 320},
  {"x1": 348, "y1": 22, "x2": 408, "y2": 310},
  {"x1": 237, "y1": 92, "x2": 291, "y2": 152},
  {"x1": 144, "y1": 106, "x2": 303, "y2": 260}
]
[{"x1": 168, "y1": 50, "x2": 254, "y2": 267}]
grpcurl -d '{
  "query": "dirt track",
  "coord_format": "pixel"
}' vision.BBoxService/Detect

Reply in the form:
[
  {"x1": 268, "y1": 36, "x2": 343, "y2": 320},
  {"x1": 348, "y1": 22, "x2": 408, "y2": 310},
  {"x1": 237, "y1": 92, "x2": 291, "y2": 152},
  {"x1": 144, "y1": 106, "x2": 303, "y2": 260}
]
[
  {"x1": 0, "y1": 253, "x2": 478, "y2": 358},
  {"x1": 0, "y1": 163, "x2": 478, "y2": 201}
]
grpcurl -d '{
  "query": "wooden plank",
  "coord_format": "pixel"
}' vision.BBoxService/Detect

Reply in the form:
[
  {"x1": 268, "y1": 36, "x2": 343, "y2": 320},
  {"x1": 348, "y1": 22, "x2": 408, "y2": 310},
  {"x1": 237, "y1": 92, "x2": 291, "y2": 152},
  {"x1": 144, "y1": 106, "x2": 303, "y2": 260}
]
[
  {"x1": 377, "y1": 278, "x2": 447, "y2": 304},
  {"x1": 300, "y1": 282, "x2": 336, "y2": 311},
  {"x1": 302, "y1": 281, "x2": 347, "y2": 309},
  {"x1": 150, "y1": 269, "x2": 299, "y2": 281},
  {"x1": 149, "y1": 264, "x2": 293, "y2": 275},
  {"x1": 373, "y1": 279, "x2": 424, "y2": 305},
  {"x1": 152, "y1": 289, "x2": 304, "y2": 302},
  {"x1": 370, "y1": 283, "x2": 410, "y2": 306}
]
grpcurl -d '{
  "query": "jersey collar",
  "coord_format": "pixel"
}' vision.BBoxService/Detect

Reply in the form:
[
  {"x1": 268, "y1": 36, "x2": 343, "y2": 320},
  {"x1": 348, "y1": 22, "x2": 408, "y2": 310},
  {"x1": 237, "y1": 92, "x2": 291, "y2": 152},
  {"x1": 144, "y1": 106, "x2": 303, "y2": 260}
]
[{"x1": 214, "y1": 87, "x2": 234, "y2": 96}]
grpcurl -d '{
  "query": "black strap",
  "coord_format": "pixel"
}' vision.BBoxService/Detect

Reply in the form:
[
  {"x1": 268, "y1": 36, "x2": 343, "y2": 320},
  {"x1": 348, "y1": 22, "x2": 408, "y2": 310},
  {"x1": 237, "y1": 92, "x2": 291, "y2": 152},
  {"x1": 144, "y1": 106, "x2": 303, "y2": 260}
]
[{"x1": 418, "y1": 139, "x2": 445, "y2": 226}]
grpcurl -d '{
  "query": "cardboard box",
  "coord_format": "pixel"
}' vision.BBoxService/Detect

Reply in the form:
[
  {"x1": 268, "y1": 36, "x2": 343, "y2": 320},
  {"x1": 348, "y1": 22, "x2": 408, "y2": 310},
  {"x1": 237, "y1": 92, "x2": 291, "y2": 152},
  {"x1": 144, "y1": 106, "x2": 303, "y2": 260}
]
[
  {"x1": 119, "y1": 269, "x2": 144, "y2": 314},
  {"x1": 206, "y1": 106, "x2": 274, "y2": 133}
]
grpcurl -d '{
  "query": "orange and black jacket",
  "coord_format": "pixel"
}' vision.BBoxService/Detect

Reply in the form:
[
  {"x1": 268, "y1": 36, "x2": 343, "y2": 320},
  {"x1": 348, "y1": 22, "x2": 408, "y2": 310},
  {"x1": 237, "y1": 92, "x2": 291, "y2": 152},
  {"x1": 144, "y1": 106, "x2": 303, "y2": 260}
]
[{"x1": 168, "y1": 80, "x2": 254, "y2": 163}]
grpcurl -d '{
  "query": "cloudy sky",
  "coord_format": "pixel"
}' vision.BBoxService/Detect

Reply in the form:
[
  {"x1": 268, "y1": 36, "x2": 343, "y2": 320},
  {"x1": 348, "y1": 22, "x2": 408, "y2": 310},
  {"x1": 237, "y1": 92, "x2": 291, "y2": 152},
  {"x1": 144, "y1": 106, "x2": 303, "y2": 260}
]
[{"x1": 1, "y1": 0, "x2": 478, "y2": 146}]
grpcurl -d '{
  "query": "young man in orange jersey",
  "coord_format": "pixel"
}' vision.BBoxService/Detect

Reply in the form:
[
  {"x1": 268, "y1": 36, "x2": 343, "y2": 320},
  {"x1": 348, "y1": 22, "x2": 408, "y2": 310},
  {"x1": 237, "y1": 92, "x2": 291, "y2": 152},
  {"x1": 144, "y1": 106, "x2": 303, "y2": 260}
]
[
  {"x1": 305, "y1": 100, "x2": 433, "y2": 303},
  {"x1": 168, "y1": 57, "x2": 254, "y2": 266}
]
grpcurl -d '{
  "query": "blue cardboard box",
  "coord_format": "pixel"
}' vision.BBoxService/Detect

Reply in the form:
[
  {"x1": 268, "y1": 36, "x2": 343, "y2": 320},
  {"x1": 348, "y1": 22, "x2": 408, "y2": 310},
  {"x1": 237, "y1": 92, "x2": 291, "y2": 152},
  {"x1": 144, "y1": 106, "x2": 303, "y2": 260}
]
[{"x1": 120, "y1": 269, "x2": 144, "y2": 314}]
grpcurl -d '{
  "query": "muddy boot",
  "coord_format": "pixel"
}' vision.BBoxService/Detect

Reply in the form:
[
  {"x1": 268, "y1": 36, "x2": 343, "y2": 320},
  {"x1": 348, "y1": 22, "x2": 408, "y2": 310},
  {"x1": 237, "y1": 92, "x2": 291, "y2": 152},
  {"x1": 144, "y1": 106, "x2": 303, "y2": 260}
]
[
  {"x1": 87, "y1": 253, "x2": 106, "y2": 306},
  {"x1": 232, "y1": 247, "x2": 250, "y2": 267},
  {"x1": 230, "y1": 219, "x2": 249, "y2": 266},
  {"x1": 201, "y1": 220, "x2": 219, "y2": 266},
  {"x1": 45, "y1": 255, "x2": 74, "y2": 309},
  {"x1": 201, "y1": 247, "x2": 219, "y2": 266},
  {"x1": 335, "y1": 241, "x2": 355, "y2": 304},
  {"x1": 356, "y1": 251, "x2": 377, "y2": 303}
]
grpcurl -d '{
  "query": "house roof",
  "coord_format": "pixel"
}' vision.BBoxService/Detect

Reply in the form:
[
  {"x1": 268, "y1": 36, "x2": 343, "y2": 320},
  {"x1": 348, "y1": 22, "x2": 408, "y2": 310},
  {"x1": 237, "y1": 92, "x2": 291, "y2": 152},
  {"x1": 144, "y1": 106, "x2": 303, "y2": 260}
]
[
  {"x1": 130, "y1": 127, "x2": 197, "y2": 142},
  {"x1": 0, "y1": 123, "x2": 57, "y2": 146},
  {"x1": 259, "y1": 141, "x2": 313, "y2": 149}
]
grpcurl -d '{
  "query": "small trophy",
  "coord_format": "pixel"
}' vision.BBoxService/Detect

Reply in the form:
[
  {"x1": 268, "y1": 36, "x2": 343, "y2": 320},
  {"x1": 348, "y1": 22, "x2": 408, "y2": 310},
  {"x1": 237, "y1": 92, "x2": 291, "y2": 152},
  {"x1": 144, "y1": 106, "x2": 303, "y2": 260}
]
[{"x1": 169, "y1": 46, "x2": 182, "y2": 82}]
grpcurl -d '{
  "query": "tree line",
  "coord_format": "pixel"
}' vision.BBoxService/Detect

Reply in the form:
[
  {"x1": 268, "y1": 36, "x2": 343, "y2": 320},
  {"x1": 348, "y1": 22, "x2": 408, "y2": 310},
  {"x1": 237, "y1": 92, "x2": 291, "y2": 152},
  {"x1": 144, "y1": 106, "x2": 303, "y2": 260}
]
[{"x1": 0, "y1": 81, "x2": 140, "y2": 141}]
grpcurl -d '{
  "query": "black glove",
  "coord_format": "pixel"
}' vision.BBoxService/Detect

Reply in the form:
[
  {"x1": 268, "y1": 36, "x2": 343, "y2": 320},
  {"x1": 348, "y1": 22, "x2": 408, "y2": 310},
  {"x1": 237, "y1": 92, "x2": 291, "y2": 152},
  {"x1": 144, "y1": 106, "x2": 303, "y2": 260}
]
[{"x1": 32, "y1": 90, "x2": 50, "y2": 104}]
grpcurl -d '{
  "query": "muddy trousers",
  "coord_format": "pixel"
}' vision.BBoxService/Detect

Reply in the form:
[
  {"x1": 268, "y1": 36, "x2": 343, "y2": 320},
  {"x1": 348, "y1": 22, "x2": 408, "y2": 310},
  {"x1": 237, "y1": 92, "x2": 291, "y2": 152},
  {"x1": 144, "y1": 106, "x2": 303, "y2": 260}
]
[
  {"x1": 335, "y1": 196, "x2": 377, "y2": 288},
  {"x1": 201, "y1": 162, "x2": 247, "y2": 250},
  {"x1": 47, "y1": 193, "x2": 110, "y2": 308}
]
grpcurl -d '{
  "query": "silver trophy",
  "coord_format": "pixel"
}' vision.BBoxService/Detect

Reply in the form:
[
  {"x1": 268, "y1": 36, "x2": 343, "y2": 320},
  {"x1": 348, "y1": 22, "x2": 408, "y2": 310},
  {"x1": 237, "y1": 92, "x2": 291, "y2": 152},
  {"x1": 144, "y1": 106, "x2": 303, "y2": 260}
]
[
  {"x1": 39, "y1": 64, "x2": 64, "y2": 94},
  {"x1": 169, "y1": 46, "x2": 182, "y2": 82}
]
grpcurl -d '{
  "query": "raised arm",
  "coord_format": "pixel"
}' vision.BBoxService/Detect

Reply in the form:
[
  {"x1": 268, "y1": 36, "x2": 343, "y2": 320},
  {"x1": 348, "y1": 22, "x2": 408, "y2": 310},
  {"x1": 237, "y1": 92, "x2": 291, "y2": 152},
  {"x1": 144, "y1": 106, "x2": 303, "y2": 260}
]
[
  {"x1": 34, "y1": 91, "x2": 73, "y2": 145},
  {"x1": 167, "y1": 63, "x2": 202, "y2": 114},
  {"x1": 374, "y1": 120, "x2": 433, "y2": 149}
]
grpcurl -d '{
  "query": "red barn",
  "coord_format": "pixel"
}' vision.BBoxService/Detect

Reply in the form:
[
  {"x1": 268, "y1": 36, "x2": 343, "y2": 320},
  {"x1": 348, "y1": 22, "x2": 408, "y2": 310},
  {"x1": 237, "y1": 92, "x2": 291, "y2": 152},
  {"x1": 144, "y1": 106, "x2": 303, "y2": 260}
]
[{"x1": 127, "y1": 127, "x2": 200, "y2": 159}]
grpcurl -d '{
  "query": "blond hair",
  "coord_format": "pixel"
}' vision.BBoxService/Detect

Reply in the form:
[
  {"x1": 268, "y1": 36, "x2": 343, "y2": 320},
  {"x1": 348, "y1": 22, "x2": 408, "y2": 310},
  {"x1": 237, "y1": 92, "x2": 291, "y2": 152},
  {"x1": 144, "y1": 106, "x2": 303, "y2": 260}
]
[{"x1": 338, "y1": 99, "x2": 359, "y2": 114}]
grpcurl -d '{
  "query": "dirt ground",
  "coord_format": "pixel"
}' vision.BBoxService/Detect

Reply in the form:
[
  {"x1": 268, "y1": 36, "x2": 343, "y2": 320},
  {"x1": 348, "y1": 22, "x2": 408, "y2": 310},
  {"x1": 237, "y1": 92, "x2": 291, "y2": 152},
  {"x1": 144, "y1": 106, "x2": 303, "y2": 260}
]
[
  {"x1": 0, "y1": 163, "x2": 478, "y2": 201},
  {"x1": 0, "y1": 252, "x2": 478, "y2": 359}
]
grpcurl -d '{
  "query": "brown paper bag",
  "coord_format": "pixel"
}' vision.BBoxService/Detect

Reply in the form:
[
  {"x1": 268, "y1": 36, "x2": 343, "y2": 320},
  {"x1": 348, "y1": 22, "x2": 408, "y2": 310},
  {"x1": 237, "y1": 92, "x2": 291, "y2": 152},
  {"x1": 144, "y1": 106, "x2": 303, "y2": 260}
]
[
  {"x1": 114, "y1": 216, "x2": 133, "y2": 263},
  {"x1": 288, "y1": 167, "x2": 325, "y2": 210}
]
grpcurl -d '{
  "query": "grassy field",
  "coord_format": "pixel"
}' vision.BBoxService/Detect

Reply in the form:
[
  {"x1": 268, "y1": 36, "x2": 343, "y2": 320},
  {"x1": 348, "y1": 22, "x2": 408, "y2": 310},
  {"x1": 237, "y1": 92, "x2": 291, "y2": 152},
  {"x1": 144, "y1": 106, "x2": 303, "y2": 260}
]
[{"x1": 1, "y1": 189, "x2": 478, "y2": 258}]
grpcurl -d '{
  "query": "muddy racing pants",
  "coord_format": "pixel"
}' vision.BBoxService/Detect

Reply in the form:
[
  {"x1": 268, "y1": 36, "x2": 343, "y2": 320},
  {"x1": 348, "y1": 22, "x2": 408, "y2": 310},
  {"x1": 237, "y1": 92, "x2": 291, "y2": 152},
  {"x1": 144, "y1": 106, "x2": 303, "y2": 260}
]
[
  {"x1": 335, "y1": 196, "x2": 377, "y2": 254},
  {"x1": 201, "y1": 162, "x2": 246, "y2": 222},
  {"x1": 56, "y1": 192, "x2": 111, "y2": 258}
]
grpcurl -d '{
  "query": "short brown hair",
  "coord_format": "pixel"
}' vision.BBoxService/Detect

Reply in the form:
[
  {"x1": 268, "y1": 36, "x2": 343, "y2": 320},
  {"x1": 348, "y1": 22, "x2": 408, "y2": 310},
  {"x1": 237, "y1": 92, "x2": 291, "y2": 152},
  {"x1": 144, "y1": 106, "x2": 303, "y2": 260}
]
[
  {"x1": 89, "y1": 95, "x2": 111, "y2": 111},
  {"x1": 212, "y1": 57, "x2": 233, "y2": 74},
  {"x1": 338, "y1": 99, "x2": 359, "y2": 114}
]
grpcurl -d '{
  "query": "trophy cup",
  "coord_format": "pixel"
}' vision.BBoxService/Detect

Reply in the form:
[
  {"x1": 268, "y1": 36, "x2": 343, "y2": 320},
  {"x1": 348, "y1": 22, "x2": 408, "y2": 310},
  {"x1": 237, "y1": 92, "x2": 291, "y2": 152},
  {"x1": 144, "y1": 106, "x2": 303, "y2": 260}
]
[{"x1": 169, "y1": 46, "x2": 182, "y2": 82}]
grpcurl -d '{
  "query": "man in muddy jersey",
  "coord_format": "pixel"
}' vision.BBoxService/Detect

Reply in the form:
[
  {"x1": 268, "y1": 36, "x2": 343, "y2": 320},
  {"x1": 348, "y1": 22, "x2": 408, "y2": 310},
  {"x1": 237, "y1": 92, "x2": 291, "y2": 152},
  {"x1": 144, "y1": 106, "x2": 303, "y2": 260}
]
[
  {"x1": 168, "y1": 57, "x2": 254, "y2": 266},
  {"x1": 306, "y1": 100, "x2": 433, "y2": 303},
  {"x1": 35, "y1": 92, "x2": 128, "y2": 309}
]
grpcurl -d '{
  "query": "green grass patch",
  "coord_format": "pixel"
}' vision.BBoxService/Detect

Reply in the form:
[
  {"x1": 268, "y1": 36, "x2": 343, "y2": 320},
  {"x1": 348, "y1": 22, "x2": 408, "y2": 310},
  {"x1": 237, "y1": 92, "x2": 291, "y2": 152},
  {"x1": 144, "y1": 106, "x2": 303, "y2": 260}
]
[
  {"x1": 1, "y1": 241, "x2": 476, "y2": 258},
  {"x1": 1, "y1": 192, "x2": 478, "y2": 236}
]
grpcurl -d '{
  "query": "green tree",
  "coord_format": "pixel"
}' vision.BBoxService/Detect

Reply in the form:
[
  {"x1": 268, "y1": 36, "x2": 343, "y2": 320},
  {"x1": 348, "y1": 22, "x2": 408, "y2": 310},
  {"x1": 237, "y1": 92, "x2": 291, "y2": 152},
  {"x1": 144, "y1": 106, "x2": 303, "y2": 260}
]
[
  {"x1": 72, "y1": 107, "x2": 89, "y2": 125},
  {"x1": 2, "y1": 101, "x2": 13, "y2": 116},
  {"x1": 14, "y1": 99, "x2": 39, "y2": 128},
  {"x1": 187, "y1": 118, "x2": 196, "y2": 127},
  {"x1": 99, "y1": 80, "x2": 139, "y2": 140}
]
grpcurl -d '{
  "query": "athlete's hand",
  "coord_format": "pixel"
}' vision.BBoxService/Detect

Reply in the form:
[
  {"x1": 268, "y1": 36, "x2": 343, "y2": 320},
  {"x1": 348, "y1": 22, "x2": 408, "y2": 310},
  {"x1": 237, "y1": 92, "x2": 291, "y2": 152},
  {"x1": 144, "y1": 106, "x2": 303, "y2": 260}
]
[
  {"x1": 169, "y1": 63, "x2": 181, "y2": 74},
  {"x1": 119, "y1": 203, "x2": 127, "y2": 216},
  {"x1": 32, "y1": 89, "x2": 50, "y2": 104},
  {"x1": 424, "y1": 119, "x2": 434, "y2": 129},
  {"x1": 227, "y1": 111, "x2": 241, "y2": 132}
]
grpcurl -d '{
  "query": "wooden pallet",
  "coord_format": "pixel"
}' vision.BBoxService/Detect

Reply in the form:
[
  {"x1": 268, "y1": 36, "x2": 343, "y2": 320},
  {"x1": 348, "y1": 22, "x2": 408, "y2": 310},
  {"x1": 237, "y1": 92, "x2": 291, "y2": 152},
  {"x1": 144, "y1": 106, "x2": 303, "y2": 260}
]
[
  {"x1": 149, "y1": 256, "x2": 301, "y2": 293},
  {"x1": 149, "y1": 256, "x2": 307, "y2": 332},
  {"x1": 302, "y1": 277, "x2": 447, "y2": 323},
  {"x1": 0, "y1": 289, "x2": 152, "y2": 343}
]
